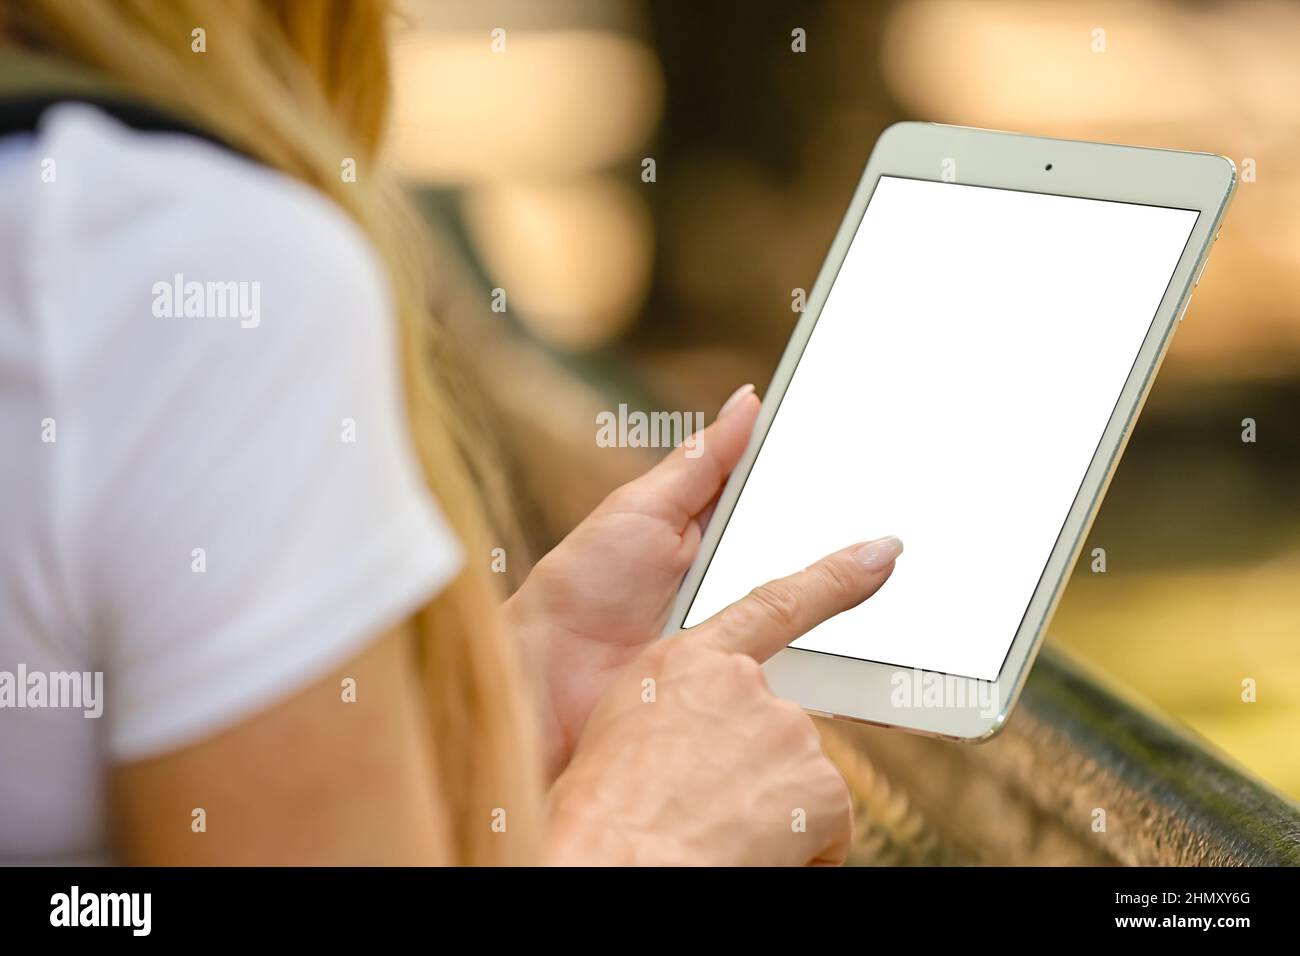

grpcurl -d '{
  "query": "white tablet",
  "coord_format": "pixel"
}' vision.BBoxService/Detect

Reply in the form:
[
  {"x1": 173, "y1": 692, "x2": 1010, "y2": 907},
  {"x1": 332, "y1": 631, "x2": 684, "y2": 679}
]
[{"x1": 665, "y1": 122, "x2": 1235, "y2": 741}]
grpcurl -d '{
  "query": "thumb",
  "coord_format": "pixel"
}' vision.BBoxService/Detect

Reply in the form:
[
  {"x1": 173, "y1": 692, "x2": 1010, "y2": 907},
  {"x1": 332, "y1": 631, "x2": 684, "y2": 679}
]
[
  {"x1": 697, "y1": 536, "x2": 903, "y2": 662},
  {"x1": 606, "y1": 385, "x2": 760, "y2": 528}
]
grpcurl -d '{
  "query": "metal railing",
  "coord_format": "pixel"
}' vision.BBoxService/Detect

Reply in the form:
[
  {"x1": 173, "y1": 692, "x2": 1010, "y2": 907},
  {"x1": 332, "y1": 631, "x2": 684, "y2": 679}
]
[{"x1": 819, "y1": 648, "x2": 1300, "y2": 866}]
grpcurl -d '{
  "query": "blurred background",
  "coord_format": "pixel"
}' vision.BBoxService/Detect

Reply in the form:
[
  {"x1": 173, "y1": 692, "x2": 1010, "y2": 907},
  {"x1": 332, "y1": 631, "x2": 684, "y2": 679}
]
[{"x1": 387, "y1": 1, "x2": 1299, "y2": 800}]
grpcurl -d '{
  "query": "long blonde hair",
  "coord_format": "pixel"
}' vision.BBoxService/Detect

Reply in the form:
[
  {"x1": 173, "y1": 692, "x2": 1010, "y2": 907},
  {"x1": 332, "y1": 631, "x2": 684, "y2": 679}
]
[{"x1": 5, "y1": 0, "x2": 543, "y2": 865}]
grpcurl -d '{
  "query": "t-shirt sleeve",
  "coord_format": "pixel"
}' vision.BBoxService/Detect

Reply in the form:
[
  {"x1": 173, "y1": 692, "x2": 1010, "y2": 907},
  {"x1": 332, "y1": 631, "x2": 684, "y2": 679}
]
[{"x1": 41, "y1": 108, "x2": 464, "y2": 761}]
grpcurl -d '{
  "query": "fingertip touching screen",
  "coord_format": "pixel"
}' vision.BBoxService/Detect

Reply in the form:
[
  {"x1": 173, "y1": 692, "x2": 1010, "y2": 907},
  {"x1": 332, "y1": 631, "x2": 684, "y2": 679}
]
[{"x1": 682, "y1": 175, "x2": 1199, "y2": 681}]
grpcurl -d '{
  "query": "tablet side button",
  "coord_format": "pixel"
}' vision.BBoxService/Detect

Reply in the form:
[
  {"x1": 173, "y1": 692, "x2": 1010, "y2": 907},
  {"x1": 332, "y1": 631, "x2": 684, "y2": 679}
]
[
  {"x1": 1194, "y1": 253, "x2": 1211, "y2": 287},
  {"x1": 1194, "y1": 232, "x2": 1219, "y2": 287}
]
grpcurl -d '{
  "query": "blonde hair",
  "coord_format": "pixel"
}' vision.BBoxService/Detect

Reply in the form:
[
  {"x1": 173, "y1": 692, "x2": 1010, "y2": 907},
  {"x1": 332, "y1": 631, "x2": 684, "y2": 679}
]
[{"x1": 6, "y1": 0, "x2": 543, "y2": 865}]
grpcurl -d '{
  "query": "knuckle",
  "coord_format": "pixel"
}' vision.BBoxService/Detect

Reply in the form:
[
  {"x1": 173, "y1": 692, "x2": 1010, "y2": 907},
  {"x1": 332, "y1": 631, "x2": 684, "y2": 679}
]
[
  {"x1": 810, "y1": 758, "x2": 853, "y2": 822},
  {"x1": 817, "y1": 757, "x2": 852, "y2": 805},
  {"x1": 726, "y1": 653, "x2": 765, "y2": 685},
  {"x1": 811, "y1": 557, "x2": 859, "y2": 603},
  {"x1": 746, "y1": 581, "x2": 801, "y2": 631},
  {"x1": 774, "y1": 697, "x2": 808, "y2": 722},
  {"x1": 826, "y1": 806, "x2": 853, "y2": 862},
  {"x1": 655, "y1": 635, "x2": 702, "y2": 673},
  {"x1": 772, "y1": 698, "x2": 818, "y2": 739}
]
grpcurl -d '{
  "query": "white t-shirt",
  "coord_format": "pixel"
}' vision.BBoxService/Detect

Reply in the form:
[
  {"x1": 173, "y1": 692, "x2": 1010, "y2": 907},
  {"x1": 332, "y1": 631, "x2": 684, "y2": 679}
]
[{"x1": 0, "y1": 104, "x2": 464, "y2": 862}]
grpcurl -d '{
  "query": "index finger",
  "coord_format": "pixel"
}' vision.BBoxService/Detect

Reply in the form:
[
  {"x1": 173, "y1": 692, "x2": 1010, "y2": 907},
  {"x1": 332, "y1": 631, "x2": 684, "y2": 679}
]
[{"x1": 697, "y1": 537, "x2": 903, "y2": 661}]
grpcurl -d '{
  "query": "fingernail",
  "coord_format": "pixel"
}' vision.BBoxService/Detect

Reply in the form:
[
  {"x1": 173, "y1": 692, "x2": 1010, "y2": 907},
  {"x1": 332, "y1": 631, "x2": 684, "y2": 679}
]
[
  {"x1": 853, "y1": 536, "x2": 903, "y2": 571},
  {"x1": 719, "y1": 383, "x2": 756, "y2": 417}
]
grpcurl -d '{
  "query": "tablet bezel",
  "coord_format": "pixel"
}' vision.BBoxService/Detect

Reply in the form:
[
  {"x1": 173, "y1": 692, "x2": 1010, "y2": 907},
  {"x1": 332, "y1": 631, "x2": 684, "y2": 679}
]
[{"x1": 663, "y1": 122, "x2": 1236, "y2": 741}]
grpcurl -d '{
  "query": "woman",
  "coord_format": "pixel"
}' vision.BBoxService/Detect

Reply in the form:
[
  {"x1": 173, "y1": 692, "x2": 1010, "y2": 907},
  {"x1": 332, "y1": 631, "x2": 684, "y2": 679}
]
[{"x1": 0, "y1": 0, "x2": 901, "y2": 866}]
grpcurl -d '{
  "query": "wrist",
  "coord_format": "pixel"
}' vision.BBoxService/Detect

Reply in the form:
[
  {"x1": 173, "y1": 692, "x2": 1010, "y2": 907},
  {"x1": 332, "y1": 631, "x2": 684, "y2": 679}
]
[{"x1": 545, "y1": 776, "x2": 637, "y2": 867}]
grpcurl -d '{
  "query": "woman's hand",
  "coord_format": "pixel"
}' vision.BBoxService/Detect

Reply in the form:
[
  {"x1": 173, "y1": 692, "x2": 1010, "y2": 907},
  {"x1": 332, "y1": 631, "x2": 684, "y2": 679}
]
[
  {"x1": 545, "y1": 537, "x2": 902, "y2": 866},
  {"x1": 505, "y1": 385, "x2": 764, "y2": 775}
]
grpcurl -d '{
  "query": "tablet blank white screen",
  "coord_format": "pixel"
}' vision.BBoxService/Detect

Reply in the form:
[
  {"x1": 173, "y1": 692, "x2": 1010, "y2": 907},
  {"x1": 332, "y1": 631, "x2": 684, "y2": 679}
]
[{"x1": 682, "y1": 175, "x2": 1198, "y2": 681}]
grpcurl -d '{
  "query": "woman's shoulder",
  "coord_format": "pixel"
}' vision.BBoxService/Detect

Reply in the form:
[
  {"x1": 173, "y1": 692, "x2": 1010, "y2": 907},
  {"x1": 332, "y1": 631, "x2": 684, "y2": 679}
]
[
  {"x1": 7, "y1": 105, "x2": 460, "y2": 764},
  {"x1": 28, "y1": 102, "x2": 392, "y2": 339}
]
